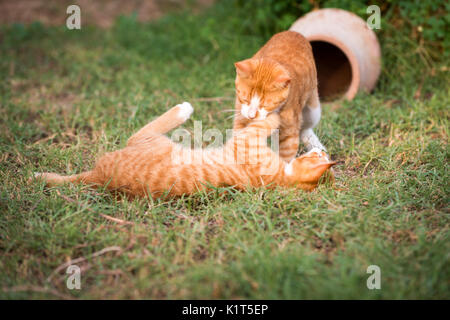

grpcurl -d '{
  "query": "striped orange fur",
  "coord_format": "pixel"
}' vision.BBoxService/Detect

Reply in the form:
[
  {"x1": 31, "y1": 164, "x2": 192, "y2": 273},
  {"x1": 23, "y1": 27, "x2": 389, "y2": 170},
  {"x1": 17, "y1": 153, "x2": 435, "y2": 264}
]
[{"x1": 34, "y1": 103, "x2": 335, "y2": 199}]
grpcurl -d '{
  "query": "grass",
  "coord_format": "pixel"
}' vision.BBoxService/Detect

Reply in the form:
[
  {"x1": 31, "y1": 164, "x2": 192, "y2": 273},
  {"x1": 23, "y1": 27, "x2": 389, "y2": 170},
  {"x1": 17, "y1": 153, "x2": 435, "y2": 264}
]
[{"x1": 0, "y1": 2, "x2": 449, "y2": 299}]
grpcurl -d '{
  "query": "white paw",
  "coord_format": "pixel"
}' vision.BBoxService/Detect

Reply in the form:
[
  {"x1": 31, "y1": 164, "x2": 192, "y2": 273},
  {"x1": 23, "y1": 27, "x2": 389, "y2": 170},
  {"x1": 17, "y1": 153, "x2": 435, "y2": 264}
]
[
  {"x1": 313, "y1": 144, "x2": 327, "y2": 153},
  {"x1": 256, "y1": 108, "x2": 268, "y2": 120},
  {"x1": 301, "y1": 129, "x2": 327, "y2": 153},
  {"x1": 177, "y1": 102, "x2": 193, "y2": 121}
]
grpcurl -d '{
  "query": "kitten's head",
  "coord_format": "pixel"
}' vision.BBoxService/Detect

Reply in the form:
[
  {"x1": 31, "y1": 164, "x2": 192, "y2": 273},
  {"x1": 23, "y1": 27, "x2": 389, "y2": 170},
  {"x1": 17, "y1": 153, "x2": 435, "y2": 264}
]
[
  {"x1": 284, "y1": 149, "x2": 337, "y2": 191},
  {"x1": 235, "y1": 58, "x2": 291, "y2": 120}
]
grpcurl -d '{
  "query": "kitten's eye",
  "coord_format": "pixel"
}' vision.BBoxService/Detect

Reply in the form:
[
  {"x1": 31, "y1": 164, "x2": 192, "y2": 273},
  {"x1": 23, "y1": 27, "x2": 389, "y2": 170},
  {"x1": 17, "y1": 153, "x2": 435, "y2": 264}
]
[
  {"x1": 274, "y1": 99, "x2": 284, "y2": 105},
  {"x1": 238, "y1": 97, "x2": 248, "y2": 104}
]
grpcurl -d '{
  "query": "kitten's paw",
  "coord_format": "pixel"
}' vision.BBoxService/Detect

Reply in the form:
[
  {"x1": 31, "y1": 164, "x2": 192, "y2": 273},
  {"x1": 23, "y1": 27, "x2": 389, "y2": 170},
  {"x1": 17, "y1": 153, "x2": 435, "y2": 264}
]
[
  {"x1": 177, "y1": 102, "x2": 194, "y2": 121},
  {"x1": 301, "y1": 129, "x2": 327, "y2": 153},
  {"x1": 304, "y1": 141, "x2": 327, "y2": 153},
  {"x1": 256, "y1": 108, "x2": 269, "y2": 120}
]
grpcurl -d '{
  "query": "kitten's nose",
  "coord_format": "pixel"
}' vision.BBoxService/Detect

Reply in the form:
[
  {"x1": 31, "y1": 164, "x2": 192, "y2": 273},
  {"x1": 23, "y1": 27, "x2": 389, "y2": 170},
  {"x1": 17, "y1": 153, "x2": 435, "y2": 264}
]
[{"x1": 248, "y1": 106, "x2": 257, "y2": 119}]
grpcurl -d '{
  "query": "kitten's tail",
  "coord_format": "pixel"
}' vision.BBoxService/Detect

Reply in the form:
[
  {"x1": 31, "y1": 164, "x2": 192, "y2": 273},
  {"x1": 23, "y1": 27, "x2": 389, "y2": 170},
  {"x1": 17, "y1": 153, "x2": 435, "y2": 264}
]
[{"x1": 32, "y1": 171, "x2": 97, "y2": 187}]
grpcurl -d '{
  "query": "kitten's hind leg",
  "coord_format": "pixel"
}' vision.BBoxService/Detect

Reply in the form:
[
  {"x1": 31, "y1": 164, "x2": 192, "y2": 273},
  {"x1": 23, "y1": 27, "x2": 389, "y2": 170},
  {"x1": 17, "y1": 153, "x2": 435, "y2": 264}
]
[
  {"x1": 300, "y1": 91, "x2": 326, "y2": 152},
  {"x1": 127, "y1": 102, "x2": 193, "y2": 146}
]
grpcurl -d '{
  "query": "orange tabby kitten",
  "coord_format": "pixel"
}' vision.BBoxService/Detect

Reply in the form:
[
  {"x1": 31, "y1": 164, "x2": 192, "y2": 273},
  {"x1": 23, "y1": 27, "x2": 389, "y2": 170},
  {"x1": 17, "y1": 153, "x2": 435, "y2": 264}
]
[
  {"x1": 34, "y1": 102, "x2": 335, "y2": 198},
  {"x1": 233, "y1": 31, "x2": 326, "y2": 161}
]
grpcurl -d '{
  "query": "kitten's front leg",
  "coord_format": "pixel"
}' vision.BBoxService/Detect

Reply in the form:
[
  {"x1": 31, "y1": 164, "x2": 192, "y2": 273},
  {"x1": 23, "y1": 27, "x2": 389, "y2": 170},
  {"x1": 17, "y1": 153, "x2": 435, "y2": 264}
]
[{"x1": 279, "y1": 130, "x2": 300, "y2": 162}]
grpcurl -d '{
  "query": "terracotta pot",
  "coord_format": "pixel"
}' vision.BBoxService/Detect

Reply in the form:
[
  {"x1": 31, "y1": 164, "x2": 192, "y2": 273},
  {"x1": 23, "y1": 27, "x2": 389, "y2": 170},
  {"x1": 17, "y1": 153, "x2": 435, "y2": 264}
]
[{"x1": 290, "y1": 8, "x2": 381, "y2": 101}]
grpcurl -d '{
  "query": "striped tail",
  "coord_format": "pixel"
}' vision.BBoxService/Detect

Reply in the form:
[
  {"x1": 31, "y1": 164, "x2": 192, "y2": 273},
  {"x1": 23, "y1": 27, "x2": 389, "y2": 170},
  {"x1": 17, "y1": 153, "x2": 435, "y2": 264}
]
[{"x1": 33, "y1": 171, "x2": 96, "y2": 187}]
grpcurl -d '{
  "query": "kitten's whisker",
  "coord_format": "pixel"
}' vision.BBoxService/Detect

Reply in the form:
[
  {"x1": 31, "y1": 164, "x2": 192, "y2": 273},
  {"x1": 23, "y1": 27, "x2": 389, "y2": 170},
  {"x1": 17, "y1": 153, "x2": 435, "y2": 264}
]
[{"x1": 226, "y1": 113, "x2": 245, "y2": 121}]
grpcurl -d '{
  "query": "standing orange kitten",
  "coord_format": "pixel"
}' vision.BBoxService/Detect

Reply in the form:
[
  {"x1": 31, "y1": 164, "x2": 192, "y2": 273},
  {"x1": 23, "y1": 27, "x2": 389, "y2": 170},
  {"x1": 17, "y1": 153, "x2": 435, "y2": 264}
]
[
  {"x1": 233, "y1": 31, "x2": 326, "y2": 161},
  {"x1": 34, "y1": 102, "x2": 335, "y2": 198}
]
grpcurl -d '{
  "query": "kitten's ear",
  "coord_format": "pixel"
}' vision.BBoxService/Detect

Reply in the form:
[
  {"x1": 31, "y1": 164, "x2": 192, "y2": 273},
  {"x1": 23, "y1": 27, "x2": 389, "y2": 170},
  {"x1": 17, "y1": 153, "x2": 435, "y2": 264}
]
[
  {"x1": 235, "y1": 59, "x2": 255, "y2": 78},
  {"x1": 295, "y1": 159, "x2": 336, "y2": 183},
  {"x1": 274, "y1": 74, "x2": 291, "y2": 88},
  {"x1": 309, "y1": 162, "x2": 336, "y2": 182}
]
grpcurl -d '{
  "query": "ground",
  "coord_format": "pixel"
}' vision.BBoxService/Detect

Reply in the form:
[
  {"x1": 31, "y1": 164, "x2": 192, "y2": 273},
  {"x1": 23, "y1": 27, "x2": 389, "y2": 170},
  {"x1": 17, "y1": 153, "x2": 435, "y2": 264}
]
[{"x1": 0, "y1": 2, "x2": 449, "y2": 299}]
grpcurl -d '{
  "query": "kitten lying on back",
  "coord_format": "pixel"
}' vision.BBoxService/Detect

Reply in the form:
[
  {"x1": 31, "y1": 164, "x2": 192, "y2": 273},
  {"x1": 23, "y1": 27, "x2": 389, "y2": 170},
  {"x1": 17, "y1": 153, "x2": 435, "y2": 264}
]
[
  {"x1": 233, "y1": 31, "x2": 326, "y2": 161},
  {"x1": 34, "y1": 102, "x2": 335, "y2": 198}
]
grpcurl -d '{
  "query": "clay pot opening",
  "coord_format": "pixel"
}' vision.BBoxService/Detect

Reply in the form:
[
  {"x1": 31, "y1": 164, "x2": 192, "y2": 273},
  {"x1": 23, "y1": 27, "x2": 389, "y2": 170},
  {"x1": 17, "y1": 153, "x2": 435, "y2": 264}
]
[
  {"x1": 290, "y1": 8, "x2": 381, "y2": 101},
  {"x1": 309, "y1": 38, "x2": 359, "y2": 101}
]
